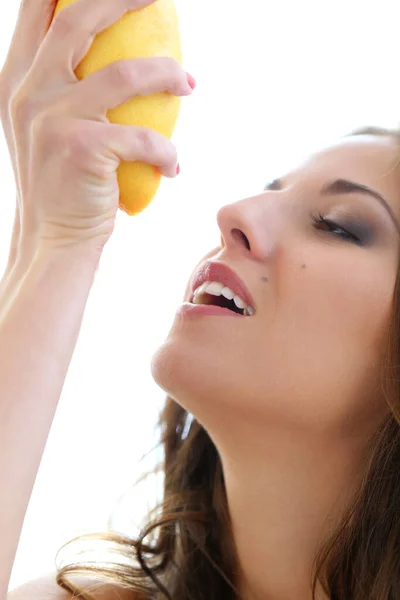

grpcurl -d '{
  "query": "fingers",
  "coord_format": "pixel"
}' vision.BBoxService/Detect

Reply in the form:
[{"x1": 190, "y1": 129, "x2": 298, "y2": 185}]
[
  {"x1": 0, "y1": 0, "x2": 57, "y2": 88},
  {"x1": 101, "y1": 122, "x2": 179, "y2": 179},
  {"x1": 0, "y1": 0, "x2": 59, "y2": 279},
  {"x1": 30, "y1": 0, "x2": 160, "y2": 88},
  {"x1": 0, "y1": 0, "x2": 60, "y2": 269},
  {"x1": 62, "y1": 57, "x2": 194, "y2": 119}
]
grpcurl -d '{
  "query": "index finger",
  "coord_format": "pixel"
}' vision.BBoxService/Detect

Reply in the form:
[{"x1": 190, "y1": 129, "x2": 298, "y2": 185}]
[
  {"x1": 32, "y1": 0, "x2": 160, "y2": 87},
  {"x1": 0, "y1": 0, "x2": 57, "y2": 89}
]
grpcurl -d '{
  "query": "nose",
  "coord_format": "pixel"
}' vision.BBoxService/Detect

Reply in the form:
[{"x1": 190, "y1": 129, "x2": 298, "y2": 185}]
[{"x1": 216, "y1": 194, "x2": 279, "y2": 261}]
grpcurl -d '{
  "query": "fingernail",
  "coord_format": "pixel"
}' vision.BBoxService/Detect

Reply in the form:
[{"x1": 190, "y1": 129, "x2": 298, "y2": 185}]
[
  {"x1": 186, "y1": 73, "x2": 197, "y2": 90},
  {"x1": 176, "y1": 163, "x2": 181, "y2": 175}
]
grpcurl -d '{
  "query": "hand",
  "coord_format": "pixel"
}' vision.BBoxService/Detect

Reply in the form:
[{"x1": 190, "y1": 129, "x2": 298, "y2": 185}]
[{"x1": 0, "y1": 0, "x2": 194, "y2": 254}]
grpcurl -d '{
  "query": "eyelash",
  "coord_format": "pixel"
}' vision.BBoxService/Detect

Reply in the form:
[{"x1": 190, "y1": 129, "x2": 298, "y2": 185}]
[{"x1": 309, "y1": 211, "x2": 360, "y2": 243}]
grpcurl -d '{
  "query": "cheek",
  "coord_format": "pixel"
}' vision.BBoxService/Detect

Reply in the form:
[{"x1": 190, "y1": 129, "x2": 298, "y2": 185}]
[
  {"x1": 287, "y1": 258, "x2": 394, "y2": 349},
  {"x1": 242, "y1": 260, "x2": 394, "y2": 431}
]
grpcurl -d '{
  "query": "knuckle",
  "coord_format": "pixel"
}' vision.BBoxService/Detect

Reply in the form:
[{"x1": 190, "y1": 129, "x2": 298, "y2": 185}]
[
  {"x1": 52, "y1": 6, "x2": 89, "y2": 38},
  {"x1": 31, "y1": 112, "x2": 59, "y2": 146},
  {"x1": 57, "y1": 121, "x2": 93, "y2": 158},
  {"x1": 67, "y1": 122, "x2": 96, "y2": 156},
  {"x1": 140, "y1": 127, "x2": 177, "y2": 164},
  {"x1": 32, "y1": 110, "x2": 101, "y2": 168},
  {"x1": 31, "y1": 113, "x2": 76, "y2": 159},
  {"x1": 136, "y1": 128, "x2": 157, "y2": 155},
  {"x1": 31, "y1": 111, "x2": 100, "y2": 173},
  {"x1": 64, "y1": 122, "x2": 108, "y2": 174},
  {"x1": 52, "y1": 9, "x2": 75, "y2": 36},
  {"x1": 110, "y1": 60, "x2": 136, "y2": 88},
  {"x1": 109, "y1": 57, "x2": 185, "y2": 92},
  {"x1": 9, "y1": 88, "x2": 38, "y2": 122}
]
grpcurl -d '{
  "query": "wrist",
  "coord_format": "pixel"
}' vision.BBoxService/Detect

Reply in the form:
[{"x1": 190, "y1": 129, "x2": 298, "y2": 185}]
[
  {"x1": 0, "y1": 241, "x2": 102, "y2": 316},
  {"x1": 32, "y1": 241, "x2": 103, "y2": 276},
  {"x1": 37, "y1": 219, "x2": 114, "y2": 260}
]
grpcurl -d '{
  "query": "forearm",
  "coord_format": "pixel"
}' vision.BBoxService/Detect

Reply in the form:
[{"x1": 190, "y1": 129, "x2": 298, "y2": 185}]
[
  {"x1": 0, "y1": 257, "x2": 35, "y2": 318},
  {"x1": 0, "y1": 244, "x2": 102, "y2": 599}
]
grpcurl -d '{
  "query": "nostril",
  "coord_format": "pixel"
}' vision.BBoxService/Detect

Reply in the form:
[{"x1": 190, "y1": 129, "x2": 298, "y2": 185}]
[{"x1": 232, "y1": 228, "x2": 251, "y2": 250}]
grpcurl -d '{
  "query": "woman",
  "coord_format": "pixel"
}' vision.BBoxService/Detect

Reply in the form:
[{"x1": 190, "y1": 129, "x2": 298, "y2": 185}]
[{"x1": 0, "y1": 1, "x2": 399, "y2": 599}]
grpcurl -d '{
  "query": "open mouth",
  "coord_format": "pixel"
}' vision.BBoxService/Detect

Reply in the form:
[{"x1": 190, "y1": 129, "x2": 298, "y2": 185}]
[{"x1": 192, "y1": 292, "x2": 249, "y2": 316}]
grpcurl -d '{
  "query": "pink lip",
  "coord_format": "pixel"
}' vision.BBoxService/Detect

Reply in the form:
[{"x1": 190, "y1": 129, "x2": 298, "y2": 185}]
[{"x1": 189, "y1": 260, "x2": 256, "y2": 311}]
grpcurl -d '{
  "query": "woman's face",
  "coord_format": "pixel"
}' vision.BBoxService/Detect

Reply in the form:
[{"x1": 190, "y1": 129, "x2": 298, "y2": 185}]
[{"x1": 151, "y1": 135, "x2": 400, "y2": 441}]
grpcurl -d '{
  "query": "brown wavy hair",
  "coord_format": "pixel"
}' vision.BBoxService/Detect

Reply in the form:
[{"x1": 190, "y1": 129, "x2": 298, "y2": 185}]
[{"x1": 55, "y1": 126, "x2": 400, "y2": 600}]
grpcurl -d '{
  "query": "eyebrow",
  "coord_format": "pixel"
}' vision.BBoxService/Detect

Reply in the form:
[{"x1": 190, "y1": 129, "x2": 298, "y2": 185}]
[{"x1": 264, "y1": 177, "x2": 400, "y2": 237}]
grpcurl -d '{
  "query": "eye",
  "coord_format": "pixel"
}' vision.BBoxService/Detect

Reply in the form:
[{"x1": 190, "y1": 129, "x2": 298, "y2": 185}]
[{"x1": 309, "y1": 211, "x2": 361, "y2": 244}]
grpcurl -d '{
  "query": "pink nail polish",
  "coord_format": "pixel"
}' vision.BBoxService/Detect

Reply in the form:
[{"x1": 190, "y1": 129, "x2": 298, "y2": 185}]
[{"x1": 186, "y1": 73, "x2": 197, "y2": 90}]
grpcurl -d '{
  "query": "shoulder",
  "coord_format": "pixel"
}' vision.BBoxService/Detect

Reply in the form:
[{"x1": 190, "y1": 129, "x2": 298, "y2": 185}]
[{"x1": 8, "y1": 573, "x2": 142, "y2": 600}]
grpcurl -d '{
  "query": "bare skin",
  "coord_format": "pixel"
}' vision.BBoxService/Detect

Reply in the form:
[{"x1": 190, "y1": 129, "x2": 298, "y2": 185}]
[{"x1": 151, "y1": 134, "x2": 400, "y2": 599}]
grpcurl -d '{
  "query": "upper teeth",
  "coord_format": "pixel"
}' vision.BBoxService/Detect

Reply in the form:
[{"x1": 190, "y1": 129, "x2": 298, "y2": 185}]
[{"x1": 192, "y1": 281, "x2": 255, "y2": 316}]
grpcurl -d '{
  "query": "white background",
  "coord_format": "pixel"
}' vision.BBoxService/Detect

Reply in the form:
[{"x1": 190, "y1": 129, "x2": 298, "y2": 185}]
[{"x1": 0, "y1": 0, "x2": 399, "y2": 591}]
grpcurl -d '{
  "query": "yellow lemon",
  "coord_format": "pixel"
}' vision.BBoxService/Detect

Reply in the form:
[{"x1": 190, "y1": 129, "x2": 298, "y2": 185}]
[{"x1": 52, "y1": 0, "x2": 182, "y2": 216}]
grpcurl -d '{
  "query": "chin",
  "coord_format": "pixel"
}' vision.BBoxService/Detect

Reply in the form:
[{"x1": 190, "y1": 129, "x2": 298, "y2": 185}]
[
  {"x1": 151, "y1": 336, "x2": 214, "y2": 402},
  {"x1": 150, "y1": 332, "x2": 240, "y2": 425}
]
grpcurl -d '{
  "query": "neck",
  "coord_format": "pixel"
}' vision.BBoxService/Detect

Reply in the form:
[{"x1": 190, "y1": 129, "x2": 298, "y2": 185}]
[{"x1": 215, "y1": 421, "x2": 370, "y2": 600}]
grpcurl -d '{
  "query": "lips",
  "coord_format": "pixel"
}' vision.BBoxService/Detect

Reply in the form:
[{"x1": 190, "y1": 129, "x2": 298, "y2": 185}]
[{"x1": 189, "y1": 260, "x2": 256, "y2": 311}]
